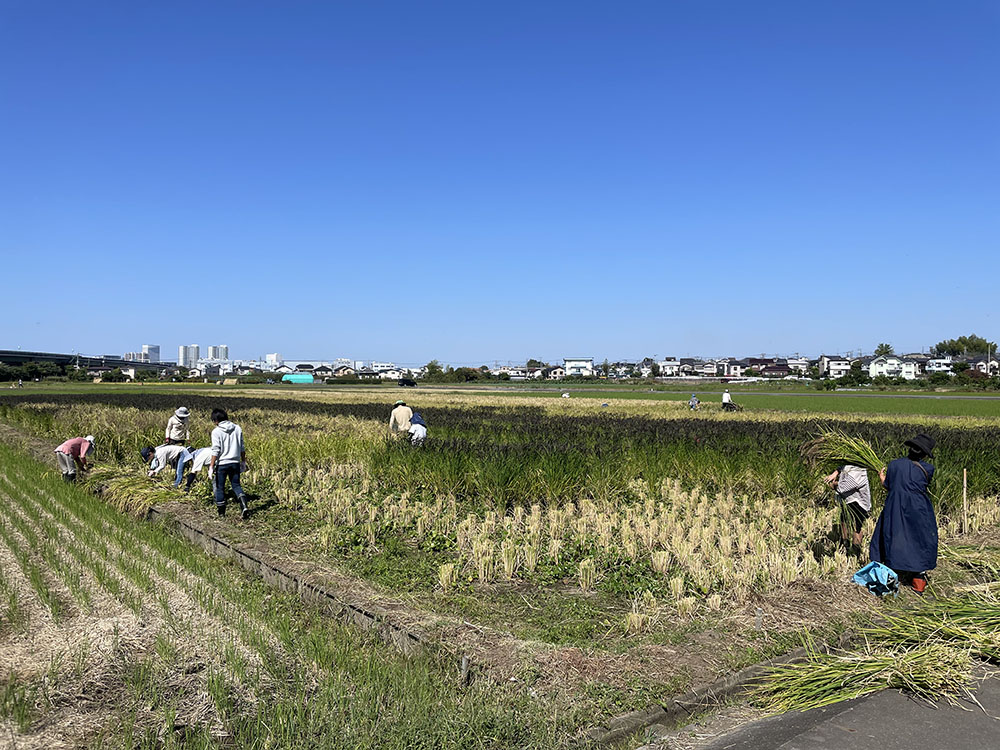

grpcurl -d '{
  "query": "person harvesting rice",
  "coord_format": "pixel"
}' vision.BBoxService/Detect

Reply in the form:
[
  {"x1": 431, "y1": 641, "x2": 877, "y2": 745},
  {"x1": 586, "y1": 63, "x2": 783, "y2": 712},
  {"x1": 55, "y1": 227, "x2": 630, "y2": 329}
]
[
  {"x1": 165, "y1": 406, "x2": 191, "y2": 445},
  {"x1": 824, "y1": 464, "x2": 871, "y2": 553},
  {"x1": 870, "y1": 434, "x2": 937, "y2": 593},
  {"x1": 389, "y1": 400, "x2": 412, "y2": 434}
]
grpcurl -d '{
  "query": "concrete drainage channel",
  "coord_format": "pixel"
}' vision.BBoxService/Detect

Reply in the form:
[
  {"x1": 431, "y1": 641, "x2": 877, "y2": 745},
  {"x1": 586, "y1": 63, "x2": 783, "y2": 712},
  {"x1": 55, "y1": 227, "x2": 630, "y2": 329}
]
[
  {"x1": 146, "y1": 504, "x2": 473, "y2": 686},
  {"x1": 146, "y1": 502, "x2": 846, "y2": 748}
]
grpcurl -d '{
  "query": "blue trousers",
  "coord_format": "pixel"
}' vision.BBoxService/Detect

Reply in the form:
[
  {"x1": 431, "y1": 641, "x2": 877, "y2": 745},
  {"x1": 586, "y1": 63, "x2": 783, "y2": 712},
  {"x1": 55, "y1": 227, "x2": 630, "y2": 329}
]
[
  {"x1": 214, "y1": 463, "x2": 245, "y2": 508},
  {"x1": 175, "y1": 448, "x2": 193, "y2": 487}
]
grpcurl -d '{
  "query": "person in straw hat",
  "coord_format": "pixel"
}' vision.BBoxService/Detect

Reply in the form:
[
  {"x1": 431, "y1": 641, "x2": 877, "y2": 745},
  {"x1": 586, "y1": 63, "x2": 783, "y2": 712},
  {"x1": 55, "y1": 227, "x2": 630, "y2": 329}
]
[
  {"x1": 165, "y1": 406, "x2": 191, "y2": 445},
  {"x1": 870, "y1": 433, "x2": 938, "y2": 593},
  {"x1": 54, "y1": 435, "x2": 95, "y2": 482}
]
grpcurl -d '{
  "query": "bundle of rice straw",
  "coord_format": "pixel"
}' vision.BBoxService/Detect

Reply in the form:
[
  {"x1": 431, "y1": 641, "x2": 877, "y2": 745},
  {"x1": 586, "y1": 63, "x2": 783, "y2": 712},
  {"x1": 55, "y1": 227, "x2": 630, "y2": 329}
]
[
  {"x1": 753, "y1": 641, "x2": 976, "y2": 712},
  {"x1": 801, "y1": 430, "x2": 886, "y2": 473}
]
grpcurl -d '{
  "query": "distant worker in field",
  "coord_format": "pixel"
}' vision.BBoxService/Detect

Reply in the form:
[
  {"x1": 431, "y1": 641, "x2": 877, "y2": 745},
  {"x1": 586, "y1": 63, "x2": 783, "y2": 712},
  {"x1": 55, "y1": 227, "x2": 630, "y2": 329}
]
[
  {"x1": 209, "y1": 408, "x2": 250, "y2": 518},
  {"x1": 824, "y1": 464, "x2": 871, "y2": 552},
  {"x1": 870, "y1": 434, "x2": 937, "y2": 594},
  {"x1": 389, "y1": 400, "x2": 412, "y2": 433},
  {"x1": 721, "y1": 389, "x2": 737, "y2": 412},
  {"x1": 175, "y1": 446, "x2": 214, "y2": 491},
  {"x1": 142, "y1": 443, "x2": 187, "y2": 478},
  {"x1": 689, "y1": 394, "x2": 700, "y2": 411},
  {"x1": 165, "y1": 407, "x2": 191, "y2": 445},
  {"x1": 54, "y1": 435, "x2": 95, "y2": 482},
  {"x1": 409, "y1": 412, "x2": 427, "y2": 446}
]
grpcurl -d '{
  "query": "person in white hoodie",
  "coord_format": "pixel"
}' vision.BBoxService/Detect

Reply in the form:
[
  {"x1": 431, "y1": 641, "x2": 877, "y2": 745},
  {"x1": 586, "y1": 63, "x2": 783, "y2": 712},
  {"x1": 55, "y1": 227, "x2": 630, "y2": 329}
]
[{"x1": 209, "y1": 407, "x2": 250, "y2": 518}]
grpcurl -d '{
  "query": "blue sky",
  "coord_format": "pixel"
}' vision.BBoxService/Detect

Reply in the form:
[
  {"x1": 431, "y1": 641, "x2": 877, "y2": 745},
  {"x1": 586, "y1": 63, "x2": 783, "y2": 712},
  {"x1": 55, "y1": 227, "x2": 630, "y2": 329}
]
[{"x1": 2, "y1": 1, "x2": 997, "y2": 365}]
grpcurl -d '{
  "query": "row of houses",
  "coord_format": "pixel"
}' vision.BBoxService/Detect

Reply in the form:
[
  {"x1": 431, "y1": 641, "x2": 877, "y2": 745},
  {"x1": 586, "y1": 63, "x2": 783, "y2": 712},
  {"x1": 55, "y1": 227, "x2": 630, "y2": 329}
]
[{"x1": 491, "y1": 354, "x2": 1000, "y2": 381}]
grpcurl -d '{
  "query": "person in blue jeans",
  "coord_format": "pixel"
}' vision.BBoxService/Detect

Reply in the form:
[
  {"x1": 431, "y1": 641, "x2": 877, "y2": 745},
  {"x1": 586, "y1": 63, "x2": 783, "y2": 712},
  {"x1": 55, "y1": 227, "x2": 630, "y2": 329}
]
[{"x1": 208, "y1": 407, "x2": 250, "y2": 518}]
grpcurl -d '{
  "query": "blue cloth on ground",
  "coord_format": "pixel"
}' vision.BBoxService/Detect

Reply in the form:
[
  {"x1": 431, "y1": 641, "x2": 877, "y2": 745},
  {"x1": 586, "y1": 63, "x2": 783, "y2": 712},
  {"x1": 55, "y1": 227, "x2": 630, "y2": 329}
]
[
  {"x1": 410, "y1": 412, "x2": 426, "y2": 427},
  {"x1": 852, "y1": 561, "x2": 899, "y2": 597}
]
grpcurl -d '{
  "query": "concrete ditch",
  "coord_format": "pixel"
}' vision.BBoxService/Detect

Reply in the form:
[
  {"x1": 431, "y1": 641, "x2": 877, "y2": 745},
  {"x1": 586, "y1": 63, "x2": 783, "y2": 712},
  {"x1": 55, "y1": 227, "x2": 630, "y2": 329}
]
[{"x1": 146, "y1": 503, "x2": 474, "y2": 683}]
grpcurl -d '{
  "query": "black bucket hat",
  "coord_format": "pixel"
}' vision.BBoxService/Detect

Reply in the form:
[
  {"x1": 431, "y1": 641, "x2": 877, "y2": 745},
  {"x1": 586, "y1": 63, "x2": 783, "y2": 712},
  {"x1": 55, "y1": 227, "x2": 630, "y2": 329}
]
[{"x1": 904, "y1": 434, "x2": 935, "y2": 458}]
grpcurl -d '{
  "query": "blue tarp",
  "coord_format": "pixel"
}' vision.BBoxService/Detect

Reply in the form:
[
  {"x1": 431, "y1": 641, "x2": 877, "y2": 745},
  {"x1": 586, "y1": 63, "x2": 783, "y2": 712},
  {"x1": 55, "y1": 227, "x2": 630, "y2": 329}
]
[{"x1": 853, "y1": 561, "x2": 899, "y2": 597}]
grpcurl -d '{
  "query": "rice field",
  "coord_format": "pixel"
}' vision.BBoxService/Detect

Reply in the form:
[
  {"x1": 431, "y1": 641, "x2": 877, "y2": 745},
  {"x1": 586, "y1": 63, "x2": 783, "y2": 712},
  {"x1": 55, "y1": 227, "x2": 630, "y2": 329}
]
[
  {"x1": 2, "y1": 385, "x2": 1000, "y2": 738},
  {"x1": 0, "y1": 442, "x2": 565, "y2": 748},
  {"x1": 2, "y1": 391, "x2": 997, "y2": 603}
]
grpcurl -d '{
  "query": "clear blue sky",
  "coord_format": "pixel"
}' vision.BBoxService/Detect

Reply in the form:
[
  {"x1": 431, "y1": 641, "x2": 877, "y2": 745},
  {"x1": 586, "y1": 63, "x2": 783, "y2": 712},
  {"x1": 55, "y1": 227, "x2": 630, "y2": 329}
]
[{"x1": 2, "y1": 1, "x2": 997, "y2": 365}]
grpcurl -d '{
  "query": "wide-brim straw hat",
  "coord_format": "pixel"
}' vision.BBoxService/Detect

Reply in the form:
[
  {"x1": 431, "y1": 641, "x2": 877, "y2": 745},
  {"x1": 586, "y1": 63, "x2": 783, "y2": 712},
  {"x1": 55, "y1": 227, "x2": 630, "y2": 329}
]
[
  {"x1": 904, "y1": 433, "x2": 935, "y2": 458},
  {"x1": 85, "y1": 434, "x2": 96, "y2": 445},
  {"x1": 175, "y1": 407, "x2": 190, "y2": 418}
]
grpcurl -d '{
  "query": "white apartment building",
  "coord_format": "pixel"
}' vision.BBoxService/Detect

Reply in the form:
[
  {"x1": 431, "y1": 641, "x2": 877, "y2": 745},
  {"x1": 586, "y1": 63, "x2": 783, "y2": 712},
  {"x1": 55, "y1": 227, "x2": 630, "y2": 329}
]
[
  {"x1": 868, "y1": 356, "x2": 919, "y2": 380},
  {"x1": 178, "y1": 345, "x2": 200, "y2": 369},
  {"x1": 142, "y1": 344, "x2": 160, "y2": 363},
  {"x1": 819, "y1": 355, "x2": 851, "y2": 378},
  {"x1": 786, "y1": 357, "x2": 809, "y2": 373},
  {"x1": 265, "y1": 353, "x2": 283, "y2": 367},
  {"x1": 564, "y1": 358, "x2": 594, "y2": 377},
  {"x1": 926, "y1": 357, "x2": 954, "y2": 374},
  {"x1": 207, "y1": 345, "x2": 229, "y2": 360},
  {"x1": 658, "y1": 359, "x2": 681, "y2": 376}
]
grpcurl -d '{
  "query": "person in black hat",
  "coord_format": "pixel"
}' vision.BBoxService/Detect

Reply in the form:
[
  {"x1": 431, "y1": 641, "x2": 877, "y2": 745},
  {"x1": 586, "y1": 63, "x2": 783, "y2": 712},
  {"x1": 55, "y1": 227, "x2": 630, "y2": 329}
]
[{"x1": 869, "y1": 433, "x2": 937, "y2": 592}]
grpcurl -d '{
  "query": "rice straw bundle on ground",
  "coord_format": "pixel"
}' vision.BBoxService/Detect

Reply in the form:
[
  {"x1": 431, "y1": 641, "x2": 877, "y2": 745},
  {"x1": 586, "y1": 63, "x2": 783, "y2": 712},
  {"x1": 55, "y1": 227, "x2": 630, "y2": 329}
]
[
  {"x1": 864, "y1": 592, "x2": 1000, "y2": 662},
  {"x1": 801, "y1": 430, "x2": 886, "y2": 473},
  {"x1": 941, "y1": 545, "x2": 1000, "y2": 581},
  {"x1": 753, "y1": 642, "x2": 977, "y2": 712}
]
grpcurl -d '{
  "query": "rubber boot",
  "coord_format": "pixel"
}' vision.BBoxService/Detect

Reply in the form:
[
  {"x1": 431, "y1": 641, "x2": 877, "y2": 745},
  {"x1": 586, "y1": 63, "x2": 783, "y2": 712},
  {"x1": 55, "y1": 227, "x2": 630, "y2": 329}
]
[
  {"x1": 184, "y1": 473, "x2": 197, "y2": 493},
  {"x1": 217, "y1": 504, "x2": 226, "y2": 517},
  {"x1": 238, "y1": 496, "x2": 250, "y2": 519}
]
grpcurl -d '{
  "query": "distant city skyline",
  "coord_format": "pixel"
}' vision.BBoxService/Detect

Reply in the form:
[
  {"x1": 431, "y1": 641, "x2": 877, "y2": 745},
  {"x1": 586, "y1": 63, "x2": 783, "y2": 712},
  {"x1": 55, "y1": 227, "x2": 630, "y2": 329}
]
[{"x1": 2, "y1": 2, "x2": 997, "y2": 361}]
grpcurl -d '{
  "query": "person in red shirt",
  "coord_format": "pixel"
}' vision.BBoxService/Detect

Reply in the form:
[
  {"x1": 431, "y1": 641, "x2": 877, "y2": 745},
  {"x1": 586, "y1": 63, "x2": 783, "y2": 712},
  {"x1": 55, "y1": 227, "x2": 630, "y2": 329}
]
[{"x1": 54, "y1": 435, "x2": 95, "y2": 482}]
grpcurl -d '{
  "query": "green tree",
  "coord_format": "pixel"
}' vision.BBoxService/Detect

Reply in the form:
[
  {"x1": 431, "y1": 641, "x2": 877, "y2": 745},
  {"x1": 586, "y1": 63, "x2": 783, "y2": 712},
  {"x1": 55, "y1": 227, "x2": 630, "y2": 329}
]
[
  {"x1": 601, "y1": 359, "x2": 610, "y2": 377},
  {"x1": 933, "y1": 334, "x2": 996, "y2": 357},
  {"x1": 526, "y1": 358, "x2": 546, "y2": 369},
  {"x1": 423, "y1": 360, "x2": 445, "y2": 382},
  {"x1": 841, "y1": 361, "x2": 871, "y2": 386},
  {"x1": 101, "y1": 368, "x2": 128, "y2": 383},
  {"x1": 952, "y1": 361, "x2": 971, "y2": 374},
  {"x1": 874, "y1": 343, "x2": 894, "y2": 356}
]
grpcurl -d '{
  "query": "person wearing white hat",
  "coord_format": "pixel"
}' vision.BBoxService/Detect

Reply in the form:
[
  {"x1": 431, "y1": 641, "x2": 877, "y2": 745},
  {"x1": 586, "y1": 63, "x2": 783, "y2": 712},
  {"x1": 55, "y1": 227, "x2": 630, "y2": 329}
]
[
  {"x1": 389, "y1": 400, "x2": 412, "y2": 434},
  {"x1": 54, "y1": 435, "x2": 95, "y2": 482},
  {"x1": 165, "y1": 407, "x2": 191, "y2": 445}
]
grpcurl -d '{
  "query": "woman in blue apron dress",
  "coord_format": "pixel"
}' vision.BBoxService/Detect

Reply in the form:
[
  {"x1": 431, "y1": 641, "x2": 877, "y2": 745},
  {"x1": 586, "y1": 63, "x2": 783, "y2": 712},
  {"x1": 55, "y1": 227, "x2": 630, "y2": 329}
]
[{"x1": 869, "y1": 434, "x2": 937, "y2": 592}]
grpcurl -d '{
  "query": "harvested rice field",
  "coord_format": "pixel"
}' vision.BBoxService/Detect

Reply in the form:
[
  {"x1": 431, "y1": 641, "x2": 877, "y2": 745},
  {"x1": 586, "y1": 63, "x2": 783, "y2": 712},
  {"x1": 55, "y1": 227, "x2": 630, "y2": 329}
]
[{"x1": 2, "y1": 385, "x2": 999, "y2": 745}]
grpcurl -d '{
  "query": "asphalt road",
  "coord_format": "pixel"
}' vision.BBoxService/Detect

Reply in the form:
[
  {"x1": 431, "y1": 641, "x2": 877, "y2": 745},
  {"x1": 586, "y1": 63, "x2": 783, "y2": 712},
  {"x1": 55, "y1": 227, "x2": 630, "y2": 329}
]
[{"x1": 701, "y1": 674, "x2": 1000, "y2": 750}]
